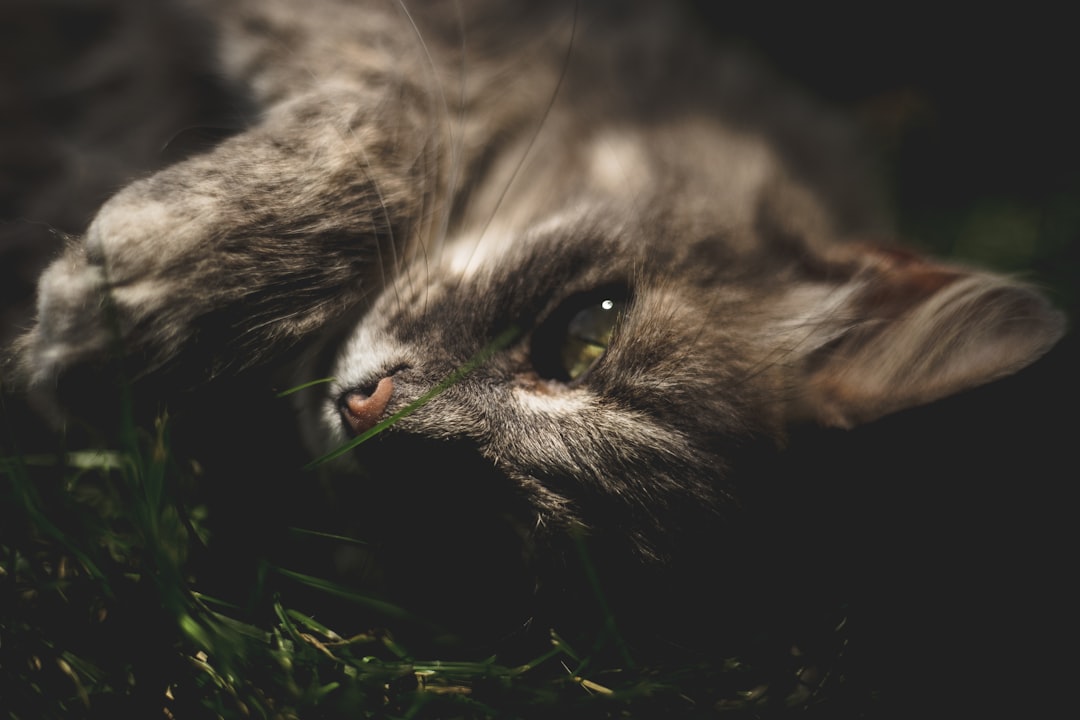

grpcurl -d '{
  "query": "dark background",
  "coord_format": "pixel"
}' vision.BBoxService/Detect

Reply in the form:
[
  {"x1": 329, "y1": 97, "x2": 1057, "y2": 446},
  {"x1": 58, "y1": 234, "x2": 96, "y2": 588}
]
[{"x1": 695, "y1": 3, "x2": 1080, "y2": 311}]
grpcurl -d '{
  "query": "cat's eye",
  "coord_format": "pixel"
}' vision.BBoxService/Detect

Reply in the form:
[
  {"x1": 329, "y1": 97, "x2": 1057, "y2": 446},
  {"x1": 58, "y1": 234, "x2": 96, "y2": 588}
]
[
  {"x1": 560, "y1": 299, "x2": 622, "y2": 380},
  {"x1": 532, "y1": 288, "x2": 626, "y2": 383}
]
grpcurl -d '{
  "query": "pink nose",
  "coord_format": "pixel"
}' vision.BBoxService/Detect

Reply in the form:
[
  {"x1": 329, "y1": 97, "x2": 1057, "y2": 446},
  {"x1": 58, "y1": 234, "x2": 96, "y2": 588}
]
[{"x1": 340, "y1": 376, "x2": 394, "y2": 435}]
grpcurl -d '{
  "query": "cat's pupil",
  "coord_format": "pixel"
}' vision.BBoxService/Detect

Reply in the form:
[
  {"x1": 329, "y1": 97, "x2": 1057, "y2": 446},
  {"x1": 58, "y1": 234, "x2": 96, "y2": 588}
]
[{"x1": 560, "y1": 299, "x2": 622, "y2": 381}]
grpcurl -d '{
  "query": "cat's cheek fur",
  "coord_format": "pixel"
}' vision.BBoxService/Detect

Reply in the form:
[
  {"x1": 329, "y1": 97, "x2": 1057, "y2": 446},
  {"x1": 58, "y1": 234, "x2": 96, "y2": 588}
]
[{"x1": 481, "y1": 390, "x2": 723, "y2": 551}]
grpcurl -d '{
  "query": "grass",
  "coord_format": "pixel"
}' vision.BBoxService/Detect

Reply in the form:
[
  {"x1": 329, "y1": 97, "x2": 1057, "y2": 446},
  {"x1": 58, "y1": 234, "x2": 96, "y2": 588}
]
[
  {"x1": 0, "y1": 437, "x2": 815, "y2": 719},
  {"x1": 0, "y1": 351, "x2": 867, "y2": 718}
]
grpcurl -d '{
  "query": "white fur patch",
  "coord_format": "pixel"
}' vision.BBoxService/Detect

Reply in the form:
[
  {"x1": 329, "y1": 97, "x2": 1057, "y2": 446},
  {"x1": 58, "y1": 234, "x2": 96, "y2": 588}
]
[
  {"x1": 37, "y1": 260, "x2": 105, "y2": 316},
  {"x1": 444, "y1": 226, "x2": 515, "y2": 279},
  {"x1": 86, "y1": 193, "x2": 217, "y2": 278},
  {"x1": 587, "y1": 130, "x2": 650, "y2": 195},
  {"x1": 511, "y1": 386, "x2": 593, "y2": 417},
  {"x1": 111, "y1": 280, "x2": 176, "y2": 312},
  {"x1": 331, "y1": 321, "x2": 411, "y2": 399}
]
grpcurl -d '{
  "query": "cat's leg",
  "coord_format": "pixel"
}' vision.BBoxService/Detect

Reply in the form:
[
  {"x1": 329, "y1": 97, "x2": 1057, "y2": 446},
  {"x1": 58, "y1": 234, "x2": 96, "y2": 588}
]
[{"x1": 14, "y1": 82, "x2": 440, "y2": 398}]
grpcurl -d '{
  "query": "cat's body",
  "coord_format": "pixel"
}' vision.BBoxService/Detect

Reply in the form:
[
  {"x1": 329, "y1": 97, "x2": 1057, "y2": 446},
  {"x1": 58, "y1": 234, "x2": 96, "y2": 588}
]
[{"x1": 3, "y1": 0, "x2": 1069, "y2": 684}]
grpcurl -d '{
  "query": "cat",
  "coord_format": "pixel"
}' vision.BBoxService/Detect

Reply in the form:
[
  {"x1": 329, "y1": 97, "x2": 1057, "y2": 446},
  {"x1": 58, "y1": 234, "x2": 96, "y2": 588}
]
[{"x1": 5, "y1": 0, "x2": 1068, "y2": 669}]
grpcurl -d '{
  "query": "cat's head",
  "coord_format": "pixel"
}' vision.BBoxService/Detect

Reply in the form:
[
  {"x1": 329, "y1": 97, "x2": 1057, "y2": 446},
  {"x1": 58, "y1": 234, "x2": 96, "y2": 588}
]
[{"x1": 299, "y1": 197, "x2": 1065, "y2": 563}]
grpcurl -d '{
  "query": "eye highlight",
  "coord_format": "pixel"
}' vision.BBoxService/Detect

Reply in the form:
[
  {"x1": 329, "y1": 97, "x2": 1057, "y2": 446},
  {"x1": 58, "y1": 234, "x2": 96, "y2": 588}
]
[{"x1": 531, "y1": 287, "x2": 627, "y2": 383}]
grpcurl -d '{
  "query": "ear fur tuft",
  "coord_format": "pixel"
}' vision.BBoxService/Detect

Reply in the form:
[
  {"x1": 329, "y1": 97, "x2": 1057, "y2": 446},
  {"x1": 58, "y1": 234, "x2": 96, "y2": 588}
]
[{"x1": 788, "y1": 247, "x2": 1065, "y2": 428}]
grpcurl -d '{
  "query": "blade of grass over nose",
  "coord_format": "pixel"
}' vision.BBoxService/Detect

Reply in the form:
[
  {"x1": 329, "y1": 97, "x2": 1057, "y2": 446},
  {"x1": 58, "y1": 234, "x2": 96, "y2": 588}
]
[{"x1": 307, "y1": 325, "x2": 521, "y2": 468}]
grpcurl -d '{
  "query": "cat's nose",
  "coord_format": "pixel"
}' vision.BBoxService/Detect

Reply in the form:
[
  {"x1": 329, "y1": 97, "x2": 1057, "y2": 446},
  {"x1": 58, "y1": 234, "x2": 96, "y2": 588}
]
[{"x1": 340, "y1": 376, "x2": 394, "y2": 435}]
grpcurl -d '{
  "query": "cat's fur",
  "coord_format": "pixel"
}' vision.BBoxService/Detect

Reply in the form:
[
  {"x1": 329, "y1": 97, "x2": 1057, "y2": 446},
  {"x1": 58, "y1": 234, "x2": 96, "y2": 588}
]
[{"x1": 4, "y1": 0, "x2": 1067, "y2": 652}]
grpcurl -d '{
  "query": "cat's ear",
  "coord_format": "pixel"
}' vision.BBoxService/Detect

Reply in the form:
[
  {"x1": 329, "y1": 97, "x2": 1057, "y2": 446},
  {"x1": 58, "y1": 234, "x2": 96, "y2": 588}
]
[{"x1": 781, "y1": 245, "x2": 1065, "y2": 428}]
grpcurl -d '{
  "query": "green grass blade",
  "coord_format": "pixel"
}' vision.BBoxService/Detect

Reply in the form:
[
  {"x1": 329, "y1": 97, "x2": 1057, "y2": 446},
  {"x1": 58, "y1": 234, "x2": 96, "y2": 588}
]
[{"x1": 307, "y1": 325, "x2": 520, "y2": 467}]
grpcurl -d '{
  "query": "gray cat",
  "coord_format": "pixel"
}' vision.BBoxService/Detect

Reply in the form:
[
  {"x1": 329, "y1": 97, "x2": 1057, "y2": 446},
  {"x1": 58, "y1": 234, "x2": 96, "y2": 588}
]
[{"x1": 7, "y1": 0, "x2": 1066, "y2": 643}]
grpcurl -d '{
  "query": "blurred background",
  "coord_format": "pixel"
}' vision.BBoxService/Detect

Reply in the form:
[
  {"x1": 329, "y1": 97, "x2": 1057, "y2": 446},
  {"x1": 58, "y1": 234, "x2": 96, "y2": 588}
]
[{"x1": 693, "y1": 2, "x2": 1079, "y2": 316}]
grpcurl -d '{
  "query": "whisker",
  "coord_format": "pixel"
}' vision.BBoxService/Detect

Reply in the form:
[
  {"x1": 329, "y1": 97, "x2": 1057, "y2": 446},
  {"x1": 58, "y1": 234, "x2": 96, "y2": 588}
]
[
  {"x1": 343, "y1": 131, "x2": 401, "y2": 312},
  {"x1": 451, "y1": 0, "x2": 580, "y2": 293},
  {"x1": 243, "y1": 17, "x2": 406, "y2": 319},
  {"x1": 392, "y1": 0, "x2": 463, "y2": 318}
]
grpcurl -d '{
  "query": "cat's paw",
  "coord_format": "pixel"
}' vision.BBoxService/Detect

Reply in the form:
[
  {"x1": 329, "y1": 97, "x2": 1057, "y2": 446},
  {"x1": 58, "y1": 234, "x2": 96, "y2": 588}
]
[
  {"x1": 13, "y1": 178, "x2": 219, "y2": 403},
  {"x1": 16, "y1": 86, "x2": 431, "y2": 403},
  {"x1": 19, "y1": 241, "x2": 114, "y2": 389}
]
